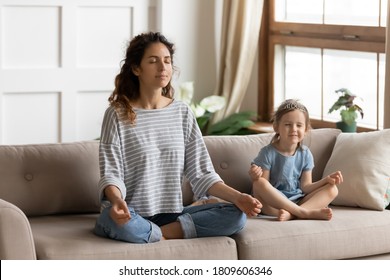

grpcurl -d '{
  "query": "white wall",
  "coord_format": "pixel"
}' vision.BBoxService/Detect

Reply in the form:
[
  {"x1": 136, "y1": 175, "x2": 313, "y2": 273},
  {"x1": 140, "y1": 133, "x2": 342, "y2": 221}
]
[
  {"x1": 0, "y1": 0, "x2": 257, "y2": 145},
  {"x1": 158, "y1": 0, "x2": 218, "y2": 102},
  {"x1": 0, "y1": 0, "x2": 151, "y2": 144},
  {"x1": 158, "y1": 0, "x2": 258, "y2": 109}
]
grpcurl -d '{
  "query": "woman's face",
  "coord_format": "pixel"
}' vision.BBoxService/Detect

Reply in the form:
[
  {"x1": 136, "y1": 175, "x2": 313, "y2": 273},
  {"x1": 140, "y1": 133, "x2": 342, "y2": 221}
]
[{"x1": 133, "y1": 42, "x2": 173, "y2": 91}]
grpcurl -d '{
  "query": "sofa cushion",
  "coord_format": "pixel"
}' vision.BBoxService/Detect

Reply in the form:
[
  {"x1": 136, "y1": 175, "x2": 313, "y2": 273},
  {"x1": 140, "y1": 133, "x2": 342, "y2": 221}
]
[
  {"x1": 323, "y1": 129, "x2": 390, "y2": 210},
  {"x1": 0, "y1": 141, "x2": 100, "y2": 216},
  {"x1": 182, "y1": 128, "x2": 341, "y2": 204},
  {"x1": 29, "y1": 214, "x2": 238, "y2": 260},
  {"x1": 233, "y1": 206, "x2": 390, "y2": 259}
]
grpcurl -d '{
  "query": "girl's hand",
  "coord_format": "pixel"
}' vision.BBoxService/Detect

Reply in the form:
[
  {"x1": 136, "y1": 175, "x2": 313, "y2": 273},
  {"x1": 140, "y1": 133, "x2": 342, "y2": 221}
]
[
  {"x1": 325, "y1": 171, "x2": 343, "y2": 186},
  {"x1": 235, "y1": 193, "x2": 262, "y2": 217},
  {"x1": 248, "y1": 164, "x2": 263, "y2": 181},
  {"x1": 110, "y1": 198, "x2": 131, "y2": 225}
]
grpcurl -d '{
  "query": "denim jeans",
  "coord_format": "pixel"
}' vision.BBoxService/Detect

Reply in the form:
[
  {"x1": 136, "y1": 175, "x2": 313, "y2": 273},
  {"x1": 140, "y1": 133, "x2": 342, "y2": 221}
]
[{"x1": 93, "y1": 202, "x2": 246, "y2": 243}]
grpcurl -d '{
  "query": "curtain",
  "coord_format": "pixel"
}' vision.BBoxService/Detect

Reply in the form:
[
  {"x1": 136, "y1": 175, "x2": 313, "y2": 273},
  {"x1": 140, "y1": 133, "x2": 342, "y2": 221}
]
[
  {"x1": 385, "y1": 0, "x2": 390, "y2": 129},
  {"x1": 213, "y1": 0, "x2": 264, "y2": 122}
]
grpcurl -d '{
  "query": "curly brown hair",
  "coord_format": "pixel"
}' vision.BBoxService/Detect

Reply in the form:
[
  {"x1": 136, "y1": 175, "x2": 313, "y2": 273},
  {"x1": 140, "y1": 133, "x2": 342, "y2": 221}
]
[{"x1": 109, "y1": 32, "x2": 176, "y2": 124}]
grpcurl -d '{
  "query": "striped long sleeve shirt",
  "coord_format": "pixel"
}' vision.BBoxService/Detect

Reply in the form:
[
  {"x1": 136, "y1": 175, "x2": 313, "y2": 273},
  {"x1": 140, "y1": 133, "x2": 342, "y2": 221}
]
[{"x1": 98, "y1": 100, "x2": 222, "y2": 217}]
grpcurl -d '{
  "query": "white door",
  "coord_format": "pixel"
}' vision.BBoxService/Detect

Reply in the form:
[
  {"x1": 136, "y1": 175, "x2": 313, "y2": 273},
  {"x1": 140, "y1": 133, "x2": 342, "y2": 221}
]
[{"x1": 0, "y1": 0, "x2": 154, "y2": 144}]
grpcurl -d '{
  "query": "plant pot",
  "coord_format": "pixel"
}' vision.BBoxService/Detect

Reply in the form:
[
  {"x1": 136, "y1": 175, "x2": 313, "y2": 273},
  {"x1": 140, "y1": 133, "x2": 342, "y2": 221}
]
[{"x1": 336, "y1": 121, "x2": 356, "y2": 133}]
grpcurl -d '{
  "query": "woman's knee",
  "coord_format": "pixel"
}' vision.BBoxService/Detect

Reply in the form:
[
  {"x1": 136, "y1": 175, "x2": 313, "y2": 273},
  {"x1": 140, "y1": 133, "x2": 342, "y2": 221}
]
[
  {"x1": 94, "y1": 207, "x2": 161, "y2": 243},
  {"x1": 222, "y1": 204, "x2": 247, "y2": 234},
  {"x1": 188, "y1": 203, "x2": 246, "y2": 237}
]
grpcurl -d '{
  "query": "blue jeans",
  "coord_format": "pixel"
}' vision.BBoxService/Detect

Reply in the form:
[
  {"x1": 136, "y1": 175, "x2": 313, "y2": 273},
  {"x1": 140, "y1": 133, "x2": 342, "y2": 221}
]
[{"x1": 93, "y1": 202, "x2": 246, "y2": 243}]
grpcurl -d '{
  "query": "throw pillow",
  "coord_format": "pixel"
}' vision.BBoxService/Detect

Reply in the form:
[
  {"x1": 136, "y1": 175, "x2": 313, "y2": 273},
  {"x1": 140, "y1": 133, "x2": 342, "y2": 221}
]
[{"x1": 322, "y1": 129, "x2": 390, "y2": 210}]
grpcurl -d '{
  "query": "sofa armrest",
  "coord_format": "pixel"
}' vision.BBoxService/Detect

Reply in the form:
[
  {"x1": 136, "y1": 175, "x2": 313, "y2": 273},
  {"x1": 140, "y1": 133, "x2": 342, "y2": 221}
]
[{"x1": 0, "y1": 199, "x2": 36, "y2": 259}]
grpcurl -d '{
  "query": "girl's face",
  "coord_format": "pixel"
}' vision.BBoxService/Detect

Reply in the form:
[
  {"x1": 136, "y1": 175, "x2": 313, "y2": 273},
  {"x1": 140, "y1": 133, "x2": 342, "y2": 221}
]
[
  {"x1": 274, "y1": 109, "x2": 307, "y2": 146},
  {"x1": 133, "y1": 42, "x2": 173, "y2": 91}
]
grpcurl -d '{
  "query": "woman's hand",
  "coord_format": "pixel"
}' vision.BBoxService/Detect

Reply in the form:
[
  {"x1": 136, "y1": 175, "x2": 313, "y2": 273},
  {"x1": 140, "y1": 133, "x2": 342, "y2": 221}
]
[
  {"x1": 104, "y1": 185, "x2": 131, "y2": 225},
  {"x1": 235, "y1": 193, "x2": 262, "y2": 217},
  {"x1": 248, "y1": 164, "x2": 263, "y2": 181},
  {"x1": 207, "y1": 182, "x2": 262, "y2": 217},
  {"x1": 110, "y1": 197, "x2": 131, "y2": 225}
]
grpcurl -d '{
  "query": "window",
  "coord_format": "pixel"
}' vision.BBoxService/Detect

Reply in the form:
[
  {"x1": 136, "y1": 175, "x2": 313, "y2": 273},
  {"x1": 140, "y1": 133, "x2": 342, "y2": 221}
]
[{"x1": 258, "y1": 0, "x2": 387, "y2": 131}]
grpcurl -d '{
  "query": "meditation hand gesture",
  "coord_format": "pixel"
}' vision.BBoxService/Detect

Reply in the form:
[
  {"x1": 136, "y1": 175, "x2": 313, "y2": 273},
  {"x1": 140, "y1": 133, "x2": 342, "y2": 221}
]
[
  {"x1": 110, "y1": 198, "x2": 131, "y2": 226},
  {"x1": 248, "y1": 164, "x2": 263, "y2": 181},
  {"x1": 235, "y1": 193, "x2": 262, "y2": 217},
  {"x1": 324, "y1": 171, "x2": 343, "y2": 186}
]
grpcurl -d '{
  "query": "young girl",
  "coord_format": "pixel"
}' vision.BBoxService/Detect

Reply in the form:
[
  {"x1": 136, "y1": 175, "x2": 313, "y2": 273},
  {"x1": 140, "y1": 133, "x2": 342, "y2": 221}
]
[{"x1": 249, "y1": 99, "x2": 342, "y2": 221}]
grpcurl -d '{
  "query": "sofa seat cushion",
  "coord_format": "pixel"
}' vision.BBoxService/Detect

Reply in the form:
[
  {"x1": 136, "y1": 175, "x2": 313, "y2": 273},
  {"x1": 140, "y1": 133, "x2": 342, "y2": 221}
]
[
  {"x1": 29, "y1": 214, "x2": 238, "y2": 260},
  {"x1": 233, "y1": 207, "x2": 390, "y2": 259}
]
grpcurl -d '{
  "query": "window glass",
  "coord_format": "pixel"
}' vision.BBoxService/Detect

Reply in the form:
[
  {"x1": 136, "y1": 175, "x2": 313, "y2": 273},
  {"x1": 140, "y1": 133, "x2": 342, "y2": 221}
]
[
  {"x1": 271, "y1": 0, "x2": 385, "y2": 130},
  {"x1": 274, "y1": 0, "x2": 323, "y2": 23},
  {"x1": 323, "y1": 50, "x2": 377, "y2": 128},
  {"x1": 379, "y1": 53, "x2": 385, "y2": 129},
  {"x1": 283, "y1": 46, "x2": 322, "y2": 119},
  {"x1": 273, "y1": 45, "x2": 285, "y2": 109},
  {"x1": 275, "y1": 0, "x2": 386, "y2": 27},
  {"x1": 324, "y1": 0, "x2": 380, "y2": 26},
  {"x1": 275, "y1": 47, "x2": 384, "y2": 129},
  {"x1": 381, "y1": 0, "x2": 388, "y2": 27}
]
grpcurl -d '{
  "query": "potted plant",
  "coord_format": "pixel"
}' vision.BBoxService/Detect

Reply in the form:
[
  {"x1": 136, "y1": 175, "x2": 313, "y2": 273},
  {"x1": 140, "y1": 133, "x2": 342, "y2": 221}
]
[
  {"x1": 328, "y1": 88, "x2": 364, "y2": 132},
  {"x1": 177, "y1": 81, "x2": 255, "y2": 135}
]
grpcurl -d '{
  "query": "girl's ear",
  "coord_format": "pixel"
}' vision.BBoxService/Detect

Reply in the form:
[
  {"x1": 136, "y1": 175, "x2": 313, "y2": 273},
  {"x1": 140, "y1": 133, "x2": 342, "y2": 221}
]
[{"x1": 273, "y1": 122, "x2": 278, "y2": 133}]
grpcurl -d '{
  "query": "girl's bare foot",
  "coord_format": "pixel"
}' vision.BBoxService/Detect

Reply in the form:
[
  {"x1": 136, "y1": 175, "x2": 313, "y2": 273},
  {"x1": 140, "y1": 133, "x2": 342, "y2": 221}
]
[
  {"x1": 278, "y1": 209, "x2": 294, "y2": 221},
  {"x1": 306, "y1": 208, "x2": 333, "y2": 220}
]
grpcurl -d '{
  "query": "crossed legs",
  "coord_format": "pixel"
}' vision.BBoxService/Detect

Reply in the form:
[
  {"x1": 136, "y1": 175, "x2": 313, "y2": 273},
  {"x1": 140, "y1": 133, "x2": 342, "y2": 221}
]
[
  {"x1": 94, "y1": 203, "x2": 246, "y2": 243},
  {"x1": 252, "y1": 178, "x2": 338, "y2": 221}
]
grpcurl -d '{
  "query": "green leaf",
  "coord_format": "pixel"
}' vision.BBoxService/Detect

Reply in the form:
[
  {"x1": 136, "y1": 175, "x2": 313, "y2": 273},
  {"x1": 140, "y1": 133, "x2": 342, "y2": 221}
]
[
  {"x1": 196, "y1": 112, "x2": 212, "y2": 131},
  {"x1": 329, "y1": 88, "x2": 364, "y2": 123},
  {"x1": 340, "y1": 109, "x2": 357, "y2": 125},
  {"x1": 208, "y1": 111, "x2": 256, "y2": 135}
]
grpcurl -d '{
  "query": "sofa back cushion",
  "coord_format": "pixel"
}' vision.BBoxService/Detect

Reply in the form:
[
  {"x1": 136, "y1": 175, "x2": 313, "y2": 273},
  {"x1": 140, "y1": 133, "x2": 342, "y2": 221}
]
[
  {"x1": 0, "y1": 141, "x2": 100, "y2": 217},
  {"x1": 324, "y1": 129, "x2": 390, "y2": 210},
  {"x1": 182, "y1": 128, "x2": 341, "y2": 204}
]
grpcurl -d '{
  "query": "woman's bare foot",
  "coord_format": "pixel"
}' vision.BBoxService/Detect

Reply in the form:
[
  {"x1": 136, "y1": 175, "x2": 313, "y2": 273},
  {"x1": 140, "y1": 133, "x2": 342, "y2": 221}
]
[{"x1": 278, "y1": 209, "x2": 294, "y2": 221}]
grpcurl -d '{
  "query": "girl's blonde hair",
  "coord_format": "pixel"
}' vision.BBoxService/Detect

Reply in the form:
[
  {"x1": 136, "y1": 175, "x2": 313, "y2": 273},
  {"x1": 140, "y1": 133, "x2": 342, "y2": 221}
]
[{"x1": 270, "y1": 99, "x2": 311, "y2": 147}]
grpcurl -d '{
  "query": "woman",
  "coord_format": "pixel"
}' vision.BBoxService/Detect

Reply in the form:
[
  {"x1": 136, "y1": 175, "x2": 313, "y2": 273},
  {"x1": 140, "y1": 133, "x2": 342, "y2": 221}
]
[{"x1": 94, "y1": 32, "x2": 261, "y2": 243}]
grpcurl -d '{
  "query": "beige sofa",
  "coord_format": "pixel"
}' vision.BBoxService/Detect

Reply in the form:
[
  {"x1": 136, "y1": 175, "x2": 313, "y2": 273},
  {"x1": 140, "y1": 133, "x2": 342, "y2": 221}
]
[{"x1": 1, "y1": 128, "x2": 390, "y2": 260}]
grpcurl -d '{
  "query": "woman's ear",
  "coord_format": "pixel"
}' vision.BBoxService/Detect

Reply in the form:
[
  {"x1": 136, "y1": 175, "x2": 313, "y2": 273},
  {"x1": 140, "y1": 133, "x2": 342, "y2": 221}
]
[{"x1": 132, "y1": 65, "x2": 140, "y2": 76}]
